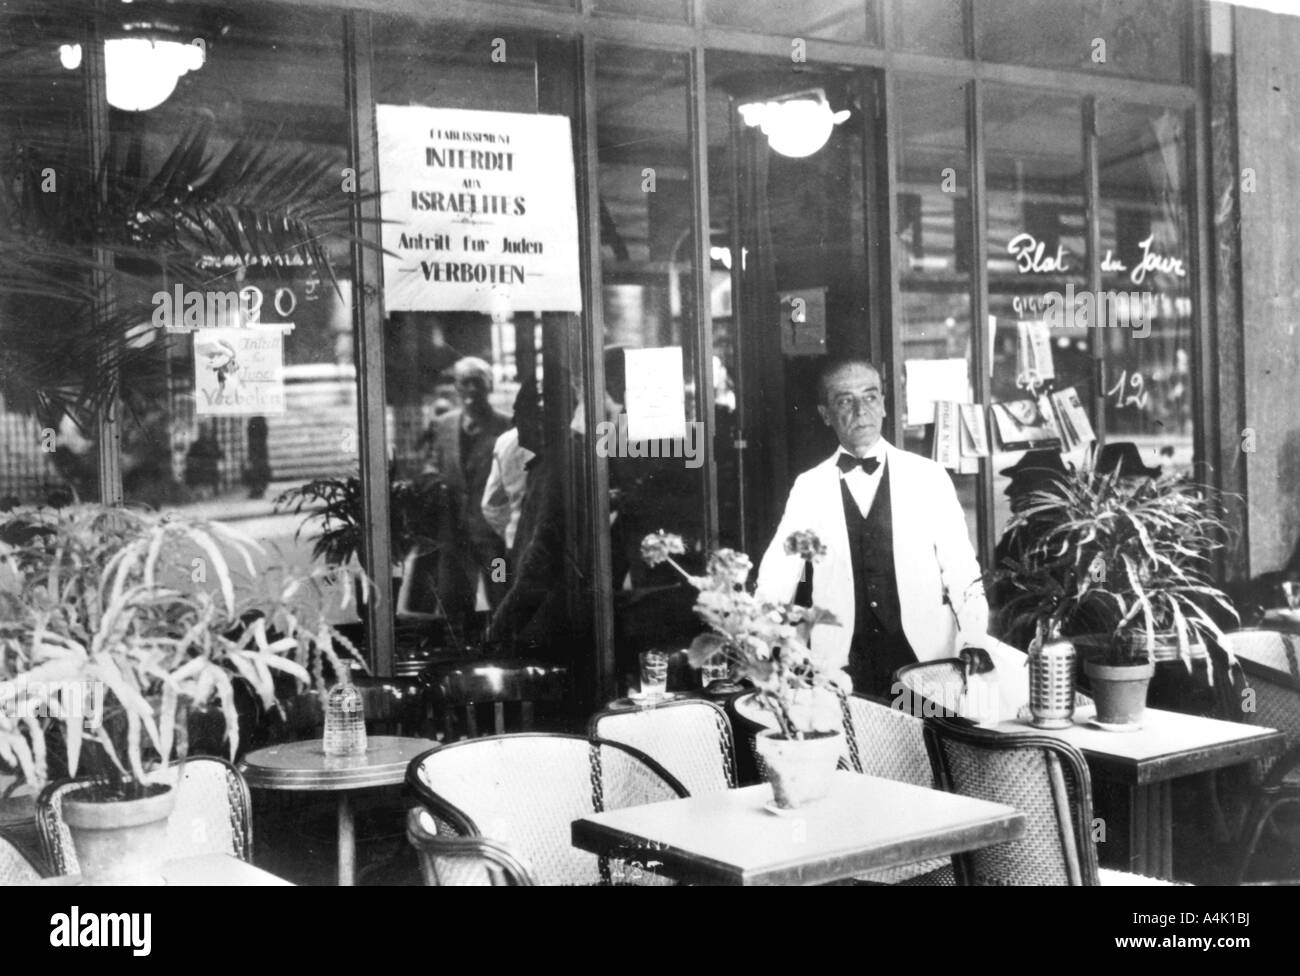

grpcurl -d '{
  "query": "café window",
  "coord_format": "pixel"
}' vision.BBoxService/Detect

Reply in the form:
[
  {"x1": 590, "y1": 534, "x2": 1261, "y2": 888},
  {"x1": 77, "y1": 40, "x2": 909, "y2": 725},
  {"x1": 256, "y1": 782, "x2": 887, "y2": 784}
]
[
  {"x1": 974, "y1": 0, "x2": 1189, "y2": 84},
  {"x1": 705, "y1": 0, "x2": 879, "y2": 45},
  {"x1": 369, "y1": 18, "x2": 588, "y2": 671},
  {"x1": 894, "y1": 75, "x2": 978, "y2": 542},
  {"x1": 595, "y1": 44, "x2": 709, "y2": 687},
  {"x1": 1097, "y1": 99, "x2": 1195, "y2": 477},
  {"x1": 983, "y1": 87, "x2": 1091, "y2": 540}
]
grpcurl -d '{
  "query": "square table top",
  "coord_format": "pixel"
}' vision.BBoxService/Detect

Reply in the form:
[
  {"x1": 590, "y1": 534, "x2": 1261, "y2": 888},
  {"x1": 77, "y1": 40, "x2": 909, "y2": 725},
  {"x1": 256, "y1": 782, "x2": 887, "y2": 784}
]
[
  {"x1": 23, "y1": 852, "x2": 293, "y2": 887},
  {"x1": 983, "y1": 704, "x2": 1286, "y2": 784},
  {"x1": 571, "y1": 771, "x2": 1024, "y2": 886}
]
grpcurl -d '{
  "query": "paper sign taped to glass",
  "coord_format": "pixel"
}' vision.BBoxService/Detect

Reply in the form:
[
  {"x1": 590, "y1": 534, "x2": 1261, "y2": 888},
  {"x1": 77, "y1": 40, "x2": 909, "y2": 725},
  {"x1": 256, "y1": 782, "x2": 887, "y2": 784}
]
[
  {"x1": 1015, "y1": 320, "x2": 1055, "y2": 389},
  {"x1": 932, "y1": 400, "x2": 989, "y2": 472},
  {"x1": 1049, "y1": 386, "x2": 1095, "y2": 453},
  {"x1": 193, "y1": 327, "x2": 286, "y2": 416},
  {"x1": 376, "y1": 105, "x2": 582, "y2": 314},
  {"x1": 623, "y1": 346, "x2": 688, "y2": 441},
  {"x1": 989, "y1": 396, "x2": 1062, "y2": 451}
]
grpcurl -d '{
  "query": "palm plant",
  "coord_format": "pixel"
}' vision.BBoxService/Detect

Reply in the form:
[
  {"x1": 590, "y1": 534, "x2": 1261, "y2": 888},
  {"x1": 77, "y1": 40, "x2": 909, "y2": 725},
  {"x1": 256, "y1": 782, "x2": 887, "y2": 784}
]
[
  {"x1": 991, "y1": 465, "x2": 1238, "y2": 672},
  {"x1": 0, "y1": 504, "x2": 366, "y2": 799},
  {"x1": 0, "y1": 113, "x2": 370, "y2": 427}
]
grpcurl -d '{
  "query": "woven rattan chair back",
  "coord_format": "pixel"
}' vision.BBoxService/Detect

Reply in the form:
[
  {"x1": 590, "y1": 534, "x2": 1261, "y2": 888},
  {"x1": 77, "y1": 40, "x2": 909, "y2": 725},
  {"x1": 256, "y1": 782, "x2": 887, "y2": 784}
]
[
  {"x1": 840, "y1": 693, "x2": 934, "y2": 787},
  {"x1": 588, "y1": 699, "x2": 736, "y2": 794},
  {"x1": 405, "y1": 807, "x2": 537, "y2": 885},
  {"x1": 36, "y1": 756, "x2": 253, "y2": 877},
  {"x1": 1224, "y1": 630, "x2": 1300, "y2": 766},
  {"x1": 406, "y1": 733, "x2": 687, "y2": 885},
  {"x1": 924, "y1": 717, "x2": 1101, "y2": 886},
  {"x1": 0, "y1": 833, "x2": 42, "y2": 883},
  {"x1": 423, "y1": 659, "x2": 569, "y2": 741}
]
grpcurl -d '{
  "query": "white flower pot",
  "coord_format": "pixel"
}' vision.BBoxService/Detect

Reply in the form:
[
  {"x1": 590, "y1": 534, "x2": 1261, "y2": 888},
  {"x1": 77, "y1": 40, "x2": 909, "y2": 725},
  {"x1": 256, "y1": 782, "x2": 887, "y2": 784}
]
[{"x1": 753, "y1": 729, "x2": 842, "y2": 809}]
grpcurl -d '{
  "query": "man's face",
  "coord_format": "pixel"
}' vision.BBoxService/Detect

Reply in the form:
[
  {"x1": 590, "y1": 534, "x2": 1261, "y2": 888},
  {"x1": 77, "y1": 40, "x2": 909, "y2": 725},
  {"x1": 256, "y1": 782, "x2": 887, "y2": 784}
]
[
  {"x1": 818, "y1": 363, "x2": 885, "y2": 455},
  {"x1": 455, "y1": 374, "x2": 490, "y2": 413}
]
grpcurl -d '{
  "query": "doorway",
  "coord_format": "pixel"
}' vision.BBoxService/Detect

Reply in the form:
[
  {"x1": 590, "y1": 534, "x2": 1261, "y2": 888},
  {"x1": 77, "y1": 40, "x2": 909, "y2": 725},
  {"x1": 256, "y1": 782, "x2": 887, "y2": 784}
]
[{"x1": 706, "y1": 53, "x2": 888, "y2": 555}]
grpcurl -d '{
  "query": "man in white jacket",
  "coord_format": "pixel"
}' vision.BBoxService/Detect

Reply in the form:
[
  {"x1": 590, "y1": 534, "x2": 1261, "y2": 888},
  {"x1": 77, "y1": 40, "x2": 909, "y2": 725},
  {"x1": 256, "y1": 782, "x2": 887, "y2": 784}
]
[{"x1": 756, "y1": 358, "x2": 991, "y2": 698}]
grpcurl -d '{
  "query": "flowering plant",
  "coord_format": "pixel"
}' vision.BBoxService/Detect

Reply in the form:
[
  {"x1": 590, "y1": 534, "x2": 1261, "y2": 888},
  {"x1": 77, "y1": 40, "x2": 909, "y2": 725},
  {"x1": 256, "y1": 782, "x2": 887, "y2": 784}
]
[{"x1": 641, "y1": 529, "x2": 843, "y2": 738}]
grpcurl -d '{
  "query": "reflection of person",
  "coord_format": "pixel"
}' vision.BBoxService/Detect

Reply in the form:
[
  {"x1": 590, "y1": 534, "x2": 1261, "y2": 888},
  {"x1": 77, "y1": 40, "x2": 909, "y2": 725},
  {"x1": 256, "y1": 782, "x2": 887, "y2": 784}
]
[
  {"x1": 480, "y1": 381, "x2": 540, "y2": 557},
  {"x1": 422, "y1": 357, "x2": 511, "y2": 617},
  {"x1": 756, "y1": 358, "x2": 991, "y2": 697}
]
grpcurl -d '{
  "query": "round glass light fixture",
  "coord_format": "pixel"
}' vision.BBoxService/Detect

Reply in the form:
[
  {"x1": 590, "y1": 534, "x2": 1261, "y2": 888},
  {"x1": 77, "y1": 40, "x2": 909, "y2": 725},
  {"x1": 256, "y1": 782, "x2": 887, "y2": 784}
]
[
  {"x1": 103, "y1": 36, "x2": 205, "y2": 112},
  {"x1": 738, "y1": 90, "x2": 850, "y2": 159}
]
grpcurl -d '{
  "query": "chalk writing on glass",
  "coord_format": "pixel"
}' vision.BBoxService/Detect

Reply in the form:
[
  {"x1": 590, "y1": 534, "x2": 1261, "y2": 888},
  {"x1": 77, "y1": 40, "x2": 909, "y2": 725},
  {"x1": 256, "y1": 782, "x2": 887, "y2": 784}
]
[{"x1": 1106, "y1": 370, "x2": 1148, "y2": 410}]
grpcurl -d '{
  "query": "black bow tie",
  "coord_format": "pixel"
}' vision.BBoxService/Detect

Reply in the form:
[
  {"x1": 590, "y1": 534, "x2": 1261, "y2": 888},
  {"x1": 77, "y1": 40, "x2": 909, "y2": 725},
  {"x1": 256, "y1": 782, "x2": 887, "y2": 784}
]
[{"x1": 837, "y1": 454, "x2": 881, "y2": 475}]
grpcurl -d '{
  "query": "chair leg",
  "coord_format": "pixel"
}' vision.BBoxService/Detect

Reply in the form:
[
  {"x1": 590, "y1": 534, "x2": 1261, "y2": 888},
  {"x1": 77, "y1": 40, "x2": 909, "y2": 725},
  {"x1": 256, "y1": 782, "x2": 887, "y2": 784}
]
[{"x1": 1232, "y1": 795, "x2": 1283, "y2": 886}]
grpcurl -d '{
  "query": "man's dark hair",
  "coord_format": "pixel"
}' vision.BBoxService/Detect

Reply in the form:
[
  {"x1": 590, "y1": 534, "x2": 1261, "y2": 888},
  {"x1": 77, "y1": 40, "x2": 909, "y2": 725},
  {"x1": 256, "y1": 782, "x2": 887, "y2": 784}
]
[{"x1": 816, "y1": 357, "x2": 883, "y2": 404}]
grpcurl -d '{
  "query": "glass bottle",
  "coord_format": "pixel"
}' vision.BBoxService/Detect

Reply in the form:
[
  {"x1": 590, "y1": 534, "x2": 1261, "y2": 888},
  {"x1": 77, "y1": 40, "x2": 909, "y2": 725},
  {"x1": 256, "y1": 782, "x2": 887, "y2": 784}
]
[{"x1": 323, "y1": 664, "x2": 367, "y2": 757}]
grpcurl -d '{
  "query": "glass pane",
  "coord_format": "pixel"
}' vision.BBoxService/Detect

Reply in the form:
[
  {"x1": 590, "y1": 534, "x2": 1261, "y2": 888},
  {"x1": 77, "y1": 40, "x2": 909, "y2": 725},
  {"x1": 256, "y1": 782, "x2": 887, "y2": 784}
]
[
  {"x1": 0, "y1": 7, "x2": 98, "y2": 505},
  {"x1": 596, "y1": 45, "x2": 709, "y2": 691},
  {"x1": 594, "y1": 0, "x2": 689, "y2": 21},
  {"x1": 894, "y1": 76, "x2": 977, "y2": 542},
  {"x1": 370, "y1": 20, "x2": 585, "y2": 670},
  {"x1": 706, "y1": 0, "x2": 877, "y2": 45},
  {"x1": 892, "y1": 0, "x2": 966, "y2": 57},
  {"x1": 102, "y1": 6, "x2": 357, "y2": 576},
  {"x1": 983, "y1": 88, "x2": 1091, "y2": 547},
  {"x1": 975, "y1": 0, "x2": 1187, "y2": 83},
  {"x1": 1097, "y1": 100, "x2": 1194, "y2": 476},
  {"x1": 705, "y1": 50, "x2": 875, "y2": 564}
]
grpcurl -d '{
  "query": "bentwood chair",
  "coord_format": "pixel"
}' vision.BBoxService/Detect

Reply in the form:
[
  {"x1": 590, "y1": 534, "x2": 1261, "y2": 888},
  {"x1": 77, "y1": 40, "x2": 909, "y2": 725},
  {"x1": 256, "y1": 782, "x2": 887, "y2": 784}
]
[
  {"x1": 36, "y1": 756, "x2": 253, "y2": 876},
  {"x1": 1221, "y1": 629, "x2": 1300, "y2": 883},
  {"x1": 421, "y1": 659, "x2": 569, "y2": 741},
  {"x1": 406, "y1": 733, "x2": 688, "y2": 886},
  {"x1": 587, "y1": 698, "x2": 736, "y2": 795},
  {"x1": 0, "y1": 834, "x2": 42, "y2": 884},
  {"x1": 405, "y1": 807, "x2": 537, "y2": 886},
  {"x1": 923, "y1": 717, "x2": 1174, "y2": 885}
]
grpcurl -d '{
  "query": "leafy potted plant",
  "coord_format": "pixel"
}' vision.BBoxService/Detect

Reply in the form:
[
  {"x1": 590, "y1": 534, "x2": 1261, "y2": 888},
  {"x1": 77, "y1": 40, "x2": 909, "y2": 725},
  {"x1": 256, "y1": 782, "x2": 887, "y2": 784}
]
[
  {"x1": 642, "y1": 529, "x2": 845, "y2": 808},
  {"x1": 992, "y1": 464, "x2": 1238, "y2": 729},
  {"x1": 0, "y1": 504, "x2": 365, "y2": 883}
]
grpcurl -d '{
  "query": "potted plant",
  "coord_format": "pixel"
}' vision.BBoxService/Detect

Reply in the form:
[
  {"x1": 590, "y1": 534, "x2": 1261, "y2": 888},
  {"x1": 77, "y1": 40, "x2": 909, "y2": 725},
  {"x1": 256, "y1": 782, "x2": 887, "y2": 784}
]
[
  {"x1": 0, "y1": 504, "x2": 365, "y2": 883},
  {"x1": 991, "y1": 464, "x2": 1238, "y2": 729},
  {"x1": 641, "y1": 529, "x2": 845, "y2": 808}
]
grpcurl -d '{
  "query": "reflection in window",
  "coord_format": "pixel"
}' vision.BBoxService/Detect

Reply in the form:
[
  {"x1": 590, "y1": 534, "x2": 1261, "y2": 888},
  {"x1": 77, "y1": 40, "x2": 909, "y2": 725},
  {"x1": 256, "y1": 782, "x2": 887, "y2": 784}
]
[
  {"x1": 105, "y1": 6, "x2": 358, "y2": 565},
  {"x1": 975, "y1": 0, "x2": 1188, "y2": 84},
  {"x1": 892, "y1": 0, "x2": 967, "y2": 57},
  {"x1": 983, "y1": 87, "x2": 1090, "y2": 543},
  {"x1": 0, "y1": 7, "x2": 98, "y2": 506},
  {"x1": 596, "y1": 45, "x2": 708, "y2": 690},
  {"x1": 1097, "y1": 101, "x2": 1194, "y2": 477},
  {"x1": 706, "y1": 0, "x2": 876, "y2": 44},
  {"x1": 894, "y1": 76, "x2": 977, "y2": 542},
  {"x1": 370, "y1": 21, "x2": 584, "y2": 671}
]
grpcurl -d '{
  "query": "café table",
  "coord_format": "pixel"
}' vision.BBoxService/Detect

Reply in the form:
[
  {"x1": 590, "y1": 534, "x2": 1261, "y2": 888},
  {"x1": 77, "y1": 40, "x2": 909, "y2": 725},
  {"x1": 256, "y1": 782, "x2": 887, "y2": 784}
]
[
  {"x1": 241, "y1": 735, "x2": 435, "y2": 886},
  {"x1": 22, "y1": 852, "x2": 292, "y2": 886},
  {"x1": 983, "y1": 703, "x2": 1285, "y2": 879},
  {"x1": 571, "y1": 770, "x2": 1025, "y2": 886}
]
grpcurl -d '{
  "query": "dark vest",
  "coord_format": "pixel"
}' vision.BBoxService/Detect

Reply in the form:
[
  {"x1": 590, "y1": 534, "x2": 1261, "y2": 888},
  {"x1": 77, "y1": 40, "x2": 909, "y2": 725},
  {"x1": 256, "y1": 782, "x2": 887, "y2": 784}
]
[{"x1": 841, "y1": 463, "x2": 915, "y2": 695}]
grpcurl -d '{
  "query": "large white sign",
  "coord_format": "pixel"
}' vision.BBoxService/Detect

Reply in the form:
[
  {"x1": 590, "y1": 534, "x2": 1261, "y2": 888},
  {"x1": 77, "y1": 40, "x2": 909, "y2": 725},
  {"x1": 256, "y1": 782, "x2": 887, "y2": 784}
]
[{"x1": 376, "y1": 105, "x2": 582, "y2": 314}]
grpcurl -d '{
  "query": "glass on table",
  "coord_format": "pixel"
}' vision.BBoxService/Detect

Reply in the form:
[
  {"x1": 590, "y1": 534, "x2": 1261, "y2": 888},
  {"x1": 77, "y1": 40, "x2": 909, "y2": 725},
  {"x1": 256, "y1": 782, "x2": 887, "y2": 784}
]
[
  {"x1": 1283, "y1": 581, "x2": 1300, "y2": 611},
  {"x1": 639, "y1": 650, "x2": 670, "y2": 698},
  {"x1": 698, "y1": 652, "x2": 730, "y2": 688}
]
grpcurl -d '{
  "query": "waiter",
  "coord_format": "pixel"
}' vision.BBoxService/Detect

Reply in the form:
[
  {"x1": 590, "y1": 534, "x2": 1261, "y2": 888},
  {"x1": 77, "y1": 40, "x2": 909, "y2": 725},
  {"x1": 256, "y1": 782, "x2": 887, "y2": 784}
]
[{"x1": 756, "y1": 357, "x2": 990, "y2": 697}]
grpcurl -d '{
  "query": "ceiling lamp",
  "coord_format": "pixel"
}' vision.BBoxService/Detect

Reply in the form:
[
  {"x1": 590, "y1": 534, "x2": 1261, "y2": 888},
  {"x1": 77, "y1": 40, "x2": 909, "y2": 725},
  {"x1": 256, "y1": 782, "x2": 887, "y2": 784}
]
[
  {"x1": 737, "y1": 90, "x2": 850, "y2": 159},
  {"x1": 104, "y1": 35, "x2": 205, "y2": 112}
]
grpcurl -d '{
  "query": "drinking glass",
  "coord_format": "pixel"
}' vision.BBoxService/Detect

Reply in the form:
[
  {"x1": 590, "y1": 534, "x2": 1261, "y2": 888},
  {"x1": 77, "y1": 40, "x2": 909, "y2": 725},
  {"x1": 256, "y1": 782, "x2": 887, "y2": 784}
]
[
  {"x1": 1284, "y1": 581, "x2": 1300, "y2": 611},
  {"x1": 699, "y1": 653, "x2": 730, "y2": 687},
  {"x1": 639, "y1": 650, "x2": 669, "y2": 698}
]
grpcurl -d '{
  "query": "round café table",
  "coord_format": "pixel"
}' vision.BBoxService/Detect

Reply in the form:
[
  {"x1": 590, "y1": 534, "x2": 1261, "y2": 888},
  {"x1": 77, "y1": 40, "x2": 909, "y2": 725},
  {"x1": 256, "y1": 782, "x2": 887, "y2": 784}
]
[{"x1": 241, "y1": 735, "x2": 435, "y2": 886}]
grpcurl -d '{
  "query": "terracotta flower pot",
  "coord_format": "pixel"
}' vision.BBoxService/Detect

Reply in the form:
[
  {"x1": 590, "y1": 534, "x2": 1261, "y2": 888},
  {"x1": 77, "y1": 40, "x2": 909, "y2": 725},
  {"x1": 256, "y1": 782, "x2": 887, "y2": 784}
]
[
  {"x1": 1083, "y1": 660, "x2": 1156, "y2": 729},
  {"x1": 753, "y1": 729, "x2": 842, "y2": 809},
  {"x1": 62, "y1": 786, "x2": 176, "y2": 885}
]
